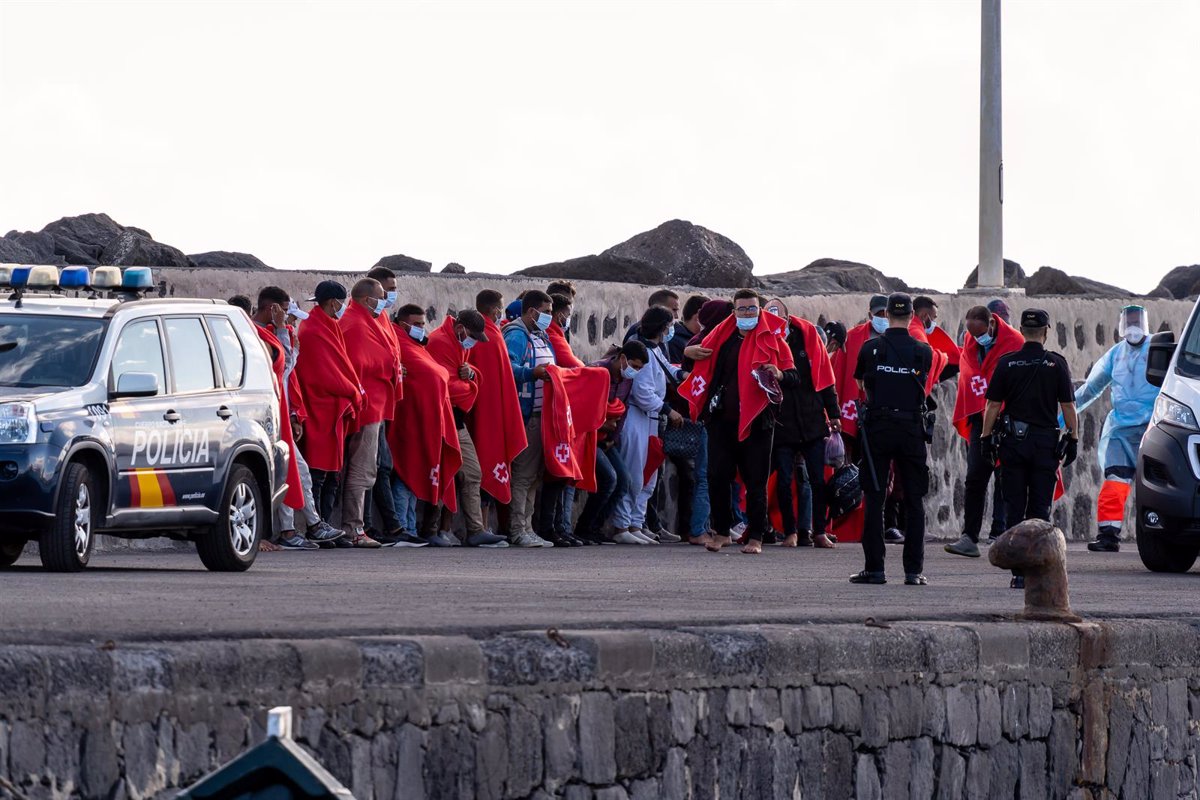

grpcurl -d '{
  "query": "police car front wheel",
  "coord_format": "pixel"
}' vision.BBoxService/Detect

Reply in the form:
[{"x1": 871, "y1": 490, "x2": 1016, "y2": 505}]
[
  {"x1": 39, "y1": 462, "x2": 96, "y2": 572},
  {"x1": 196, "y1": 464, "x2": 262, "y2": 572}
]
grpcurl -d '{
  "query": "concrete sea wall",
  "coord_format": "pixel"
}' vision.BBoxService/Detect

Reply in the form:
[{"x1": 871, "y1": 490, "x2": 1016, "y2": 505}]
[
  {"x1": 4, "y1": 619, "x2": 1200, "y2": 799},
  {"x1": 156, "y1": 268, "x2": 1197, "y2": 540}
]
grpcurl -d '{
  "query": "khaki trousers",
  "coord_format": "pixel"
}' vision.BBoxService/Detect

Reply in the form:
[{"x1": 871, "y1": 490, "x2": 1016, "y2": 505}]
[
  {"x1": 340, "y1": 422, "x2": 381, "y2": 531},
  {"x1": 458, "y1": 426, "x2": 485, "y2": 534},
  {"x1": 508, "y1": 413, "x2": 544, "y2": 535}
]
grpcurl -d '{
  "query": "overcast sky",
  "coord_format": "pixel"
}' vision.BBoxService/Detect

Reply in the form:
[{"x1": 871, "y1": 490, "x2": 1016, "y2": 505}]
[{"x1": 1, "y1": 0, "x2": 1196, "y2": 293}]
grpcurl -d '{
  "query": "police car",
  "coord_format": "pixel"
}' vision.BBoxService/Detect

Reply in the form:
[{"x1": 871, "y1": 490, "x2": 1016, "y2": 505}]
[{"x1": 0, "y1": 264, "x2": 288, "y2": 572}]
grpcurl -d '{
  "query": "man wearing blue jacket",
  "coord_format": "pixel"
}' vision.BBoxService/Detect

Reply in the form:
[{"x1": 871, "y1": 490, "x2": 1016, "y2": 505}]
[
  {"x1": 503, "y1": 290, "x2": 559, "y2": 547},
  {"x1": 1075, "y1": 305, "x2": 1160, "y2": 552}
]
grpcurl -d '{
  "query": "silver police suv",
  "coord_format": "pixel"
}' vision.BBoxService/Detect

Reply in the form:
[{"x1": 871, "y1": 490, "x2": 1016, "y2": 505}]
[{"x1": 0, "y1": 265, "x2": 288, "y2": 571}]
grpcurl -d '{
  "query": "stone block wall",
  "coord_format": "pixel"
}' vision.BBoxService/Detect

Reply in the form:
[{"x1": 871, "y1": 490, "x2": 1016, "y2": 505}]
[
  {"x1": 154, "y1": 268, "x2": 1199, "y2": 540},
  {"x1": 2, "y1": 619, "x2": 1200, "y2": 798}
]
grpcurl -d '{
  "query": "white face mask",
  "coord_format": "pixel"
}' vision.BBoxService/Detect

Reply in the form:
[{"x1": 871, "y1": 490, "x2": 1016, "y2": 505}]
[{"x1": 1124, "y1": 326, "x2": 1145, "y2": 344}]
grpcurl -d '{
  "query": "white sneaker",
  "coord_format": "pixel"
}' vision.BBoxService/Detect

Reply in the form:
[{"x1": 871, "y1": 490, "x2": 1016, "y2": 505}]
[
  {"x1": 731, "y1": 522, "x2": 748, "y2": 537},
  {"x1": 614, "y1": 530, "x2": 649, "y2": 545},
  {"x1": 633, "y1": 529, "x2": 660, "y2": 545},
  {"x1": 511, "y1": 531, "x2": 553, "y2": 548}
]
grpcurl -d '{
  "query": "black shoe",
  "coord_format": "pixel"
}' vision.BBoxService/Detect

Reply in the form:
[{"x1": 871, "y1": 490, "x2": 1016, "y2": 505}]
[
  {"x1": 905, "y1": 574, "x2": 929, "y2": 586},
  {"x1": 1010, "y1": 576, "x2": 1025, "y2": 590},
  {"x1": 849, "y1": 570, "x2": 887, "y2": 585},
  {"x1": 1087, "y1": 539, "x2": 1120, "y2": 552},
  {"x1": 884, "y1": 528, "x2": 905, "y2": 544},
  {"x1": 333, "y1": 535, "x2": 355, "y2": 549},
  {"x1": 563, "y1": 535, "x2": 585, "y2": 547},
  {"x1": 796, "y1": 531, "x2": 814, "y2": 547},
  {"x1": 548, "y1": 537, "x2": 574, "y2": 548}
]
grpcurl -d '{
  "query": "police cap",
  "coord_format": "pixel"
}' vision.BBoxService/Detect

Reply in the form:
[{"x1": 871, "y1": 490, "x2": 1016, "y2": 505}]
[
  {"x1": 887, "y1": 292, "x2": 913, "y2": 316},
  {"x1": 1020, "y1": 308, "x2": 1050, "y2": 329},
  {"x1": 869, "y1": 294, "x2": 888, "y2": 314}
]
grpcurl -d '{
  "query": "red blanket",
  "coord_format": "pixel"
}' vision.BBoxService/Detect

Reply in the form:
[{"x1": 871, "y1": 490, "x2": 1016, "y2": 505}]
[
  {"x1": 376, "y1": 310, "x2": 403, "y2": 402},
  {"x1": 547, "y1": 321, "x2": 584, "y2": 368},
  {"x1": 340, "y1": 301, "x2": 400, "y2": 426},
  {"x1": 681, "y1": 312, "x2": 795, "y2": 441},
  {"x1": 952, "y1": 316, "x2": 1024, "y2": 438},
  {"x1": 833, "y1": 321, "x2": 871, "y2": 437},
  {"x1": 254, "y1": 325, "x2": 304, "y2": 510},
  {"x1": 774, "y1": 315, "x2": 835, "y2": 392},
  {"x1": 907, "y1": 317, "x2": 949, "y2": 397},
  {"x1": 927, "y1": 325, "x2": 961, "y2": 368},
  {"x1": 389, "y1": 328, "x2": 462, "y2": 511},
  {"x1": 540, "y1": 364, "x2": 609, "y2": 492},
  {"x1": 466, "y1": 316, "x2": 528, "y2": 503},
  {"x1": 427, "y1": 316, "x2": 480, "y2": 412},
  {"x1": 295, "y1": 308, "x2": 363, "y2": 472}
]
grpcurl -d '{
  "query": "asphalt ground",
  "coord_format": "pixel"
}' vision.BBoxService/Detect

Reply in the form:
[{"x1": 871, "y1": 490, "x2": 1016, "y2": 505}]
[{"x1": 0, "y1": 539, "x2": 1196, "y2": 645}]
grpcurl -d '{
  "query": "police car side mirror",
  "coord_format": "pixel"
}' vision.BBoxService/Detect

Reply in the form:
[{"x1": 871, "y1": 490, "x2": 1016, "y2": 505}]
[
  {"x1": 1146, "y1": 331, "x2": 1176, "y2": 388},
  {"x1": 111, "y1": 372, "x2": 160, "y2": 399}
]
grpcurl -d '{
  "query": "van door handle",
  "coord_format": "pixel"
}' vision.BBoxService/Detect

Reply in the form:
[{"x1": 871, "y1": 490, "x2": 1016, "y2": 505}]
[
  {"x1": 216, "y1": 406, "x2": 233, "y2": 420},
  {"x1": 163, "y1": 410, "x2": 181, "y2": 423}
]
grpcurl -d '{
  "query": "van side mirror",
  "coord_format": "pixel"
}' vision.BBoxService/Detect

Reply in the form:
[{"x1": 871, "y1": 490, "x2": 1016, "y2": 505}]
[
  {"x1": 111, "y1": 372, "x2": 160, "y2": 398},
  {"x1": 1146, "y1": 331, "x2": 1176, "y2": 388}
]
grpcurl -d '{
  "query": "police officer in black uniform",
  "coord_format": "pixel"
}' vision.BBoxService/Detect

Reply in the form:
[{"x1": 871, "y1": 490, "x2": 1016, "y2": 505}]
[
  {"x1": 850, "y1": 292, "x2": 934, "y2": 585},
  {"x1": 979, "y1": 309, "x2": 1079, "y2": 588}
]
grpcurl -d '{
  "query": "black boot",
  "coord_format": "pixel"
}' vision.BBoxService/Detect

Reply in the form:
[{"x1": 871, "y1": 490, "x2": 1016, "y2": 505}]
[{"x1": 1087, "y1": 526, "x2": 1121, "y2": 552}]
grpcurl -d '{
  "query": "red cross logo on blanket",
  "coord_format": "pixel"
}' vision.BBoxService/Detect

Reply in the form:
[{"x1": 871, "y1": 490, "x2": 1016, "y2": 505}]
[
  {"x1": 429, "y1": 466, "x2": 440, "y2": 487},
  {"x1": 690, "y1": 376, "x2": 707, "y2": 397},
  {"x1": 970, "y1": 375, "x2": 988, "y2": 397},
  {"x1": 555, "y1": 443, "x2": 571, "y2": 464},
  {"x1": 492, "y1": 463, "x2": 510, "y2": 484},
  {"x1": 841, "y1": 400, "x2": 857, "y2": 421}
]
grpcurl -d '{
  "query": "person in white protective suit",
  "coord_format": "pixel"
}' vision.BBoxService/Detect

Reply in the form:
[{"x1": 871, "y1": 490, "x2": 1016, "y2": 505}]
[
  {"x1": 610, "y1": 306, "x2": 681, "y2": 544},
  {"x1": 1074, "y1": 305, "x2": 1161, "y2": 552}
]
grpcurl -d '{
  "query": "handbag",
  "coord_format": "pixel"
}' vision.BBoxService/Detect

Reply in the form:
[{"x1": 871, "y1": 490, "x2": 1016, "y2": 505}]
[{"x1": 662, "y1": 419, "x2": 704, "y2": 460}]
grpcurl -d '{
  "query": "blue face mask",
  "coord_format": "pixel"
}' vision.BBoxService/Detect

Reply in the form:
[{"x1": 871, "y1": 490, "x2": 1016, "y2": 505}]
[
  {"x1": 368, "y1": 298, "x2": 384, "y2": 318},
  {"x1": 461, "y1": 336, "x2": 477, "y2": 350},
  {"x1": 622, "y1": 365, "x2": 640, "y2": 380},
  {"x1": 736, "y1": 315, "x2": 759, "y2": 332},
  {"x1": 408, "y1": 325, "x2": 426, "y2": 342},
  {"x1": 662, "y1": 325, "x2": 675, "y2": 344},
  {"x1": 334, "y1": 301, "x2": 346, "y2": 320},
  {"x1": 383, "y1": 290, "x2": 397, "y2": 309},
  {"x1": 871, "y1": 315, "x2": 888, "y2": 334},
  {"x1": 535, "y1": 312, "x2": 552, "y2": 332},
  {"x1": 925, "y1": 319, "x2": 937, "y2": 335},
  {"x1": 975, "y1": 332, "x2": 994, "y2": 347}
]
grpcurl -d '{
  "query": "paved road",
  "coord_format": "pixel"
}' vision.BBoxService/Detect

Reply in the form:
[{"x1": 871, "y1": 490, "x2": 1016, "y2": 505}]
[{"x1": 1, "y1": 540, "x2": 1197, "y2": 645}]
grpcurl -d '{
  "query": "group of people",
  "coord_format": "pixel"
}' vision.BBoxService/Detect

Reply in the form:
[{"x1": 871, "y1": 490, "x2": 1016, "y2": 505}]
[{"x1": 227, "y1": 272, "x2": 1157, "y2": 588}]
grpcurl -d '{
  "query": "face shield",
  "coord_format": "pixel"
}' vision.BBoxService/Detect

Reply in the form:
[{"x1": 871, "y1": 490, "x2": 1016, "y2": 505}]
[{"x1": 1119, "y1": 305, "x2": 1148, "y2": 344}]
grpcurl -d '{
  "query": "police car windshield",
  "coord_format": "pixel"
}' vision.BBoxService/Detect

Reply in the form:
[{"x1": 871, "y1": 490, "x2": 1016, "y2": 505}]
[{"x1": 0, "y1": 315, "x2": 105, "y2": 388}]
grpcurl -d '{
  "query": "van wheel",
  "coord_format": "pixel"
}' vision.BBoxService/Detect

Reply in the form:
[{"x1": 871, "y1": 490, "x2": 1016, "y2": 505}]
[
  {"x1": 197, "y1": 464, "x2": 261, "y2": 572},
  {"x1": 40, "y1": 462, "x2": 96, "y2": 572},
  {"x1": 0, "y1": 541, "x2": 23, "y2": 567},
  {"x1": 1136, "y1": 517, "x2": 1199, "y2": 573}
]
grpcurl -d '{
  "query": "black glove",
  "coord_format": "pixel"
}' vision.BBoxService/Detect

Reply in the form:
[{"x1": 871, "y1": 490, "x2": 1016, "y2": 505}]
[
  {"x1": 1061, "y1": 437, "x2": 1078, "y2": 467},
  {"x1": 980, "y1": 433, "x2": 998, "y2": 464}
]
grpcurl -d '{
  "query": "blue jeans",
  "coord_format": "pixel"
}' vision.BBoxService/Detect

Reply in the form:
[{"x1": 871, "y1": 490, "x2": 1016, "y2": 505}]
[
  {"x1": 731, "y1": 482, "x2": 748, "y2": 526},
  {"x1": 390, "y1": 477, "x2": 419, "y2": 533},
  {"x1": 689, "y1": 427, "x2": 710, "y2": 537},
  {"x1": 576, "y1": 447, "x2": 631, "y2": 535}
]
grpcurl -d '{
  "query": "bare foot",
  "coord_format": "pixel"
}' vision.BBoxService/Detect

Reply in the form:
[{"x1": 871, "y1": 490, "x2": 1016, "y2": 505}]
[
  {"x1": 258, "y1": 540, "x2": 282, "y2": 552},
  {"x1": 705, "y1": 534, "x2": 731, "y2": 553},
  {"x1": 781, "y1": 534, "x2": 799, "y2": 548},
  {"x1": 689, "y1": 533, "x2": 713, "y2": 546},
  {"x1": 741, "y1": 540, "x2": 763, "y2": 554},
  {"x1": 814, "y1": 533, "x2": 836, "y2": 549}
]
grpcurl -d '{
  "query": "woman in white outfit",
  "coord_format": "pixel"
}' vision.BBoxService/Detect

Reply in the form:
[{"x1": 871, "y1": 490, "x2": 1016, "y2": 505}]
[{"x1": 611, "y1": 307, "x2": 680, "y2": 544}]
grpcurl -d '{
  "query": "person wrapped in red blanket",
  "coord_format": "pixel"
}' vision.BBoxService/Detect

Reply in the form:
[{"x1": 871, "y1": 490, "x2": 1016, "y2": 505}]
[
  {"x1": 914, "y1": 295, "x2": 961, "y2": 382},
  {"x1": 680, "y1": 289, "x2": 797, "y2": 555},
  {"x1": 424, "y1": 311, "x2": 510, "y2": 548},
  {"x1": 945, "y1": 305, "x2": 1026, "y2": 555},
  {"x1": 546, "y1": 292, "x2": 584, "y2": 369},
  {"x1": 294, "y1": 281, "x2": 364, "y2": 529}
]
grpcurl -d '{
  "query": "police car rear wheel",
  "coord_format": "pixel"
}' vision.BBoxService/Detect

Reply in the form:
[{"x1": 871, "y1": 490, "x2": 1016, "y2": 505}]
[
  {"x1": 1135, "y1": 518, "x2": 1199, "y2": 573},
  {"x1": 39, "y1": 462, "x2": 95, "y2": 572},
  {"x1": 197, "y1": 465, "x2": 261, "y2": 572}
]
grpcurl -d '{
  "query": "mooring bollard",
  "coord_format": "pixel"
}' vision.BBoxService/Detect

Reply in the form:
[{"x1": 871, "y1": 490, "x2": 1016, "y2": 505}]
[{"x1": 988, "y1": 518, "x2": 1082, "y2": 623}]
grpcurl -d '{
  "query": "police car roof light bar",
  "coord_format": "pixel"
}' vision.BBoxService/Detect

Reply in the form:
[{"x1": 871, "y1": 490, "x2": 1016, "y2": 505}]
[
  {"x1": 0, "y1": 265, "x2": 12, "y2": 288},
  {"x1": 27, "y1": 266, "x2": 59, "y2": 289},
  {"x1": 91, "y1": 267, "x2": 123, "y2": 289},
  {"x1": 59, "y1": 266, "x2": 91, "y2": 289},
  {"x1": 10, "y1": 267, "x2": 31, "y2": 288},
  {"x1": 122, "y1": 267, "x2": 154, "y2": 290}
]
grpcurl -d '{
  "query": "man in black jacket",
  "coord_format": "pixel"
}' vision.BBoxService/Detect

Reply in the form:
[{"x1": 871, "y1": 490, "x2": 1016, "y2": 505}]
[{"x1": 765, "y1": 299, "x2": 842, "y2": 548}]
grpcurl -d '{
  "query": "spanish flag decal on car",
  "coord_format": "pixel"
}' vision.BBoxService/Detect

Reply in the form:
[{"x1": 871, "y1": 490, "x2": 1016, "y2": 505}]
[{"x1": 129, "y1": 468, "x2": 177, "y2": 508}]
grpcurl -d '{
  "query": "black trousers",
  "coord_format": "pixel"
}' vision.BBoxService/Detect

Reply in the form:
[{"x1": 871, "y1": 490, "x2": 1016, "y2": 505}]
[
  {"x1": 310, "y1": 468, "x2": 340, "y2": 524},
  {"x1": 707, "y1": 415, "x2": 774, "y2": 541},
  {"x1": 963, "y1": 413, "x2": 1006, "y2": 541},
  {"x1": 860, "y1": 420, "x2": 928, "y2": 575},
  {"x1": 773, "y1": 437, "x2": 829, "y2": 536},
  {"x1": 1000, "y1": 428, "x2": 1059, "y2": 528}
]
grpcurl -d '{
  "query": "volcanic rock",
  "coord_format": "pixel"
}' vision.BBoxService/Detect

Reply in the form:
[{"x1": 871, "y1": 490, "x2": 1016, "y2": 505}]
[
  {"x1": 189, "y1": 251, "x2": 274, "y2": 271},
  {"x1": 518, "y1": 254, "x2": 667, "y2": 286},
  {"x1": 601, "y1": 220, "x2": 754, "y2": 288},
  {"x1": 374, "y1": 254, "x2": 432, "y2": 273},
  {"x1": 1023, "y1": 267, "x2": 1131, "y2": 298},
  {"x1": 100, "y1": 231, "x2": 192, "y2": 268},
  {"x1": 1151, "y1": 265, "x2": 1200, "y2": 300},
  {"x1": 759, "y1": 258, "x2": 911, "y2": 296},
  {"x1": 0, "y1": 237, "x2": 39, "y2": 265},
  {"x1": 962, "y1": 259, "x2": 1026, "y2": 289},
  {"x1": 441, "y1": 262, "x2": 467, "y2": 274},
  {"x1": 2, "y1": 231, "x2": 64, "y2": 265}
]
